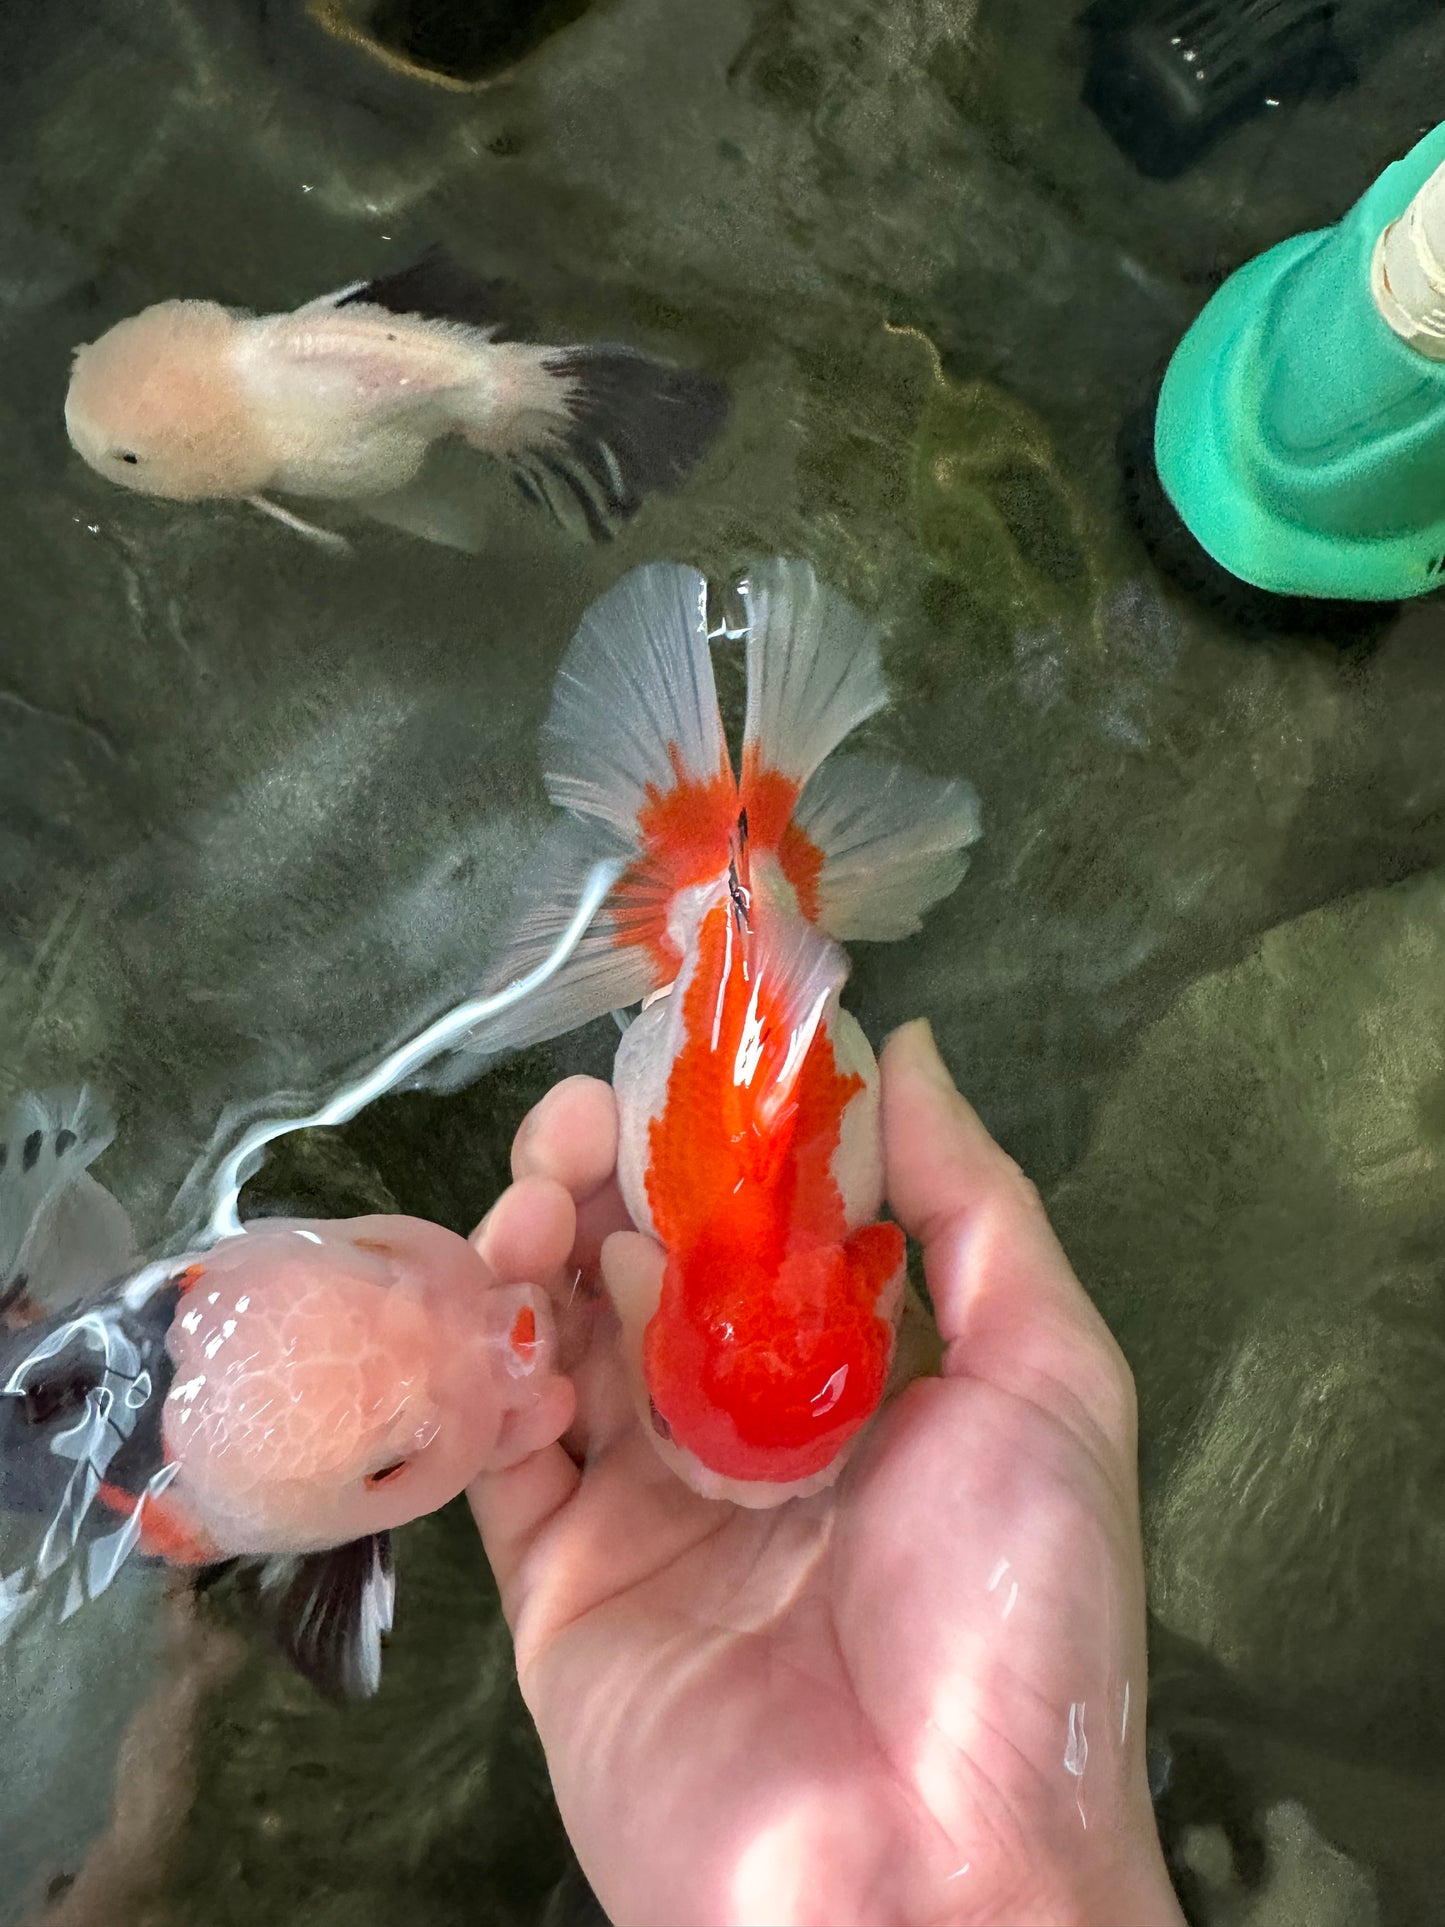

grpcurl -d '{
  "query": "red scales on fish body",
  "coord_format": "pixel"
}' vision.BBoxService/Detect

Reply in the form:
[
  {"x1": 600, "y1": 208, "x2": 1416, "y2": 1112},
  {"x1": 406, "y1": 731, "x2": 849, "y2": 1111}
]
[
  {"x1": 614, "y1": 747, "x2": 826, "y2": 974},
  {"x1": 642, "y1": 898, "x2": 902, "y2": 1482}
]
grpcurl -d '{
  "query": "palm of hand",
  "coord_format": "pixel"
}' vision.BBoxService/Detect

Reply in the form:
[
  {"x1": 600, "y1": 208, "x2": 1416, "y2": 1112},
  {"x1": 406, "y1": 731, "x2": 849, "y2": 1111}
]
[{"x1": 470, "y1": 1025, "x2": 1175, "y2": 1927}]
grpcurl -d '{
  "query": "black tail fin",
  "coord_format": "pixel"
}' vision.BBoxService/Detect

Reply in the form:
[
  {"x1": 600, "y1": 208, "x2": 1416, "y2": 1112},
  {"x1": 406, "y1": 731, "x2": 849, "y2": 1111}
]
[{"x1": 518, "y1": 347, "x2": 728, "y2": 540}]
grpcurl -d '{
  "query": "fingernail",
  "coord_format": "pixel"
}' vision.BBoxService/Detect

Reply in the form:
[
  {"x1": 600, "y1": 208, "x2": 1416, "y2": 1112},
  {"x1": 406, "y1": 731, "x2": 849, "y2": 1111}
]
[
  {"x1": 510, "y1": 1111, "x2": 539, "y2": 1178},
  {"x1": 889, "y1": 1017, "x2": 953, "y2": 1089}
]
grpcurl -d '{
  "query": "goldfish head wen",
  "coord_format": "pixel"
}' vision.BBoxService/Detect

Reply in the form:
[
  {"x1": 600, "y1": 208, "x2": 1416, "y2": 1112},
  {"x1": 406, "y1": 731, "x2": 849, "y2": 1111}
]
[
  {"x1": 608, "y1": 1220, "x2": 907, "y2": 1509},
  {"x1": 65, "y1": 301, "x2": 273, "y2": 501},
  {"x1": 160, "y1": 1214, "x2": 571, "y2": 1556}
]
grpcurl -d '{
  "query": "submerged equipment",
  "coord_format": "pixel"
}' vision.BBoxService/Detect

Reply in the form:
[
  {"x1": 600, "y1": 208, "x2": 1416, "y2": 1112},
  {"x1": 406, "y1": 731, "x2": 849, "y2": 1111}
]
[{"x1": 1152, "y1": 119, "x2": 1445, "y2": 602}]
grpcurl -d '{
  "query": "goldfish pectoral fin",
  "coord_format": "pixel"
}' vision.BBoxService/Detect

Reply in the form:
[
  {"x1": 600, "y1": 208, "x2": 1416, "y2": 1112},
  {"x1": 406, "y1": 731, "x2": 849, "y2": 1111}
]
[
  {"x1": 331, "y1": 244, "x2": 536, "y2": 340},
  {"x1": 0, "y1": 1086, "x2": 134, "y2": 1315},
  {"x1": 255, "y1": 1531, "x2": 395, "y2": 1701},
  {"x1": 482, "y1": 344, "x2": 727, "y2": 541},
  {"x1": 355, "y1": 475, "x2": 489, "y2": 552},
  {"x1": 246, "y1": 495, "x2": 352, "y2": 553}
]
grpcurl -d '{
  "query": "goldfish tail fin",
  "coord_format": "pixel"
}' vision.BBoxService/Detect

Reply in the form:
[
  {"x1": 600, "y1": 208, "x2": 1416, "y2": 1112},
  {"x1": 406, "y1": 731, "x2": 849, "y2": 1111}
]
[
  {"x1": 424, "y1": 566, "x2": 735, "y2": 1084},
  {"x1": 255, "y1": 1531, "x2": 395, "y2": 1701},
  {"x1": 462, "y1": 345, "x2": 727, "y2": 540},
  {"x1": 737, "y1": 558, "x2": 981, "y2": 940},
  {"x1": 792, "y1": 752, "x2": 981, "y2": 941},
  {"x1": 421, "y1": 821, "x2": 656, "y2": 1088},
  {"x1": 740, "y1": 558, "x2": 891, "y2": 795}
]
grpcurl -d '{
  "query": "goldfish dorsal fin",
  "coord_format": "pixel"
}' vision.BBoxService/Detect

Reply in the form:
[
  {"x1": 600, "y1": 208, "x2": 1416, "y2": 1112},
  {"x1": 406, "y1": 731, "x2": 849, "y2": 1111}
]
[
  {"x1": 329, "y1": 245, "x2": 533, "y2": 339},
  {"x1": 739, "y1": 559, "x2": 889, "y2": 795},
  {"x1": 737, "y1": 905, "x2": 849, "y2": 1138},
  {"x1": 542, "y1": 562, "x2": 729, "y2": 838}
]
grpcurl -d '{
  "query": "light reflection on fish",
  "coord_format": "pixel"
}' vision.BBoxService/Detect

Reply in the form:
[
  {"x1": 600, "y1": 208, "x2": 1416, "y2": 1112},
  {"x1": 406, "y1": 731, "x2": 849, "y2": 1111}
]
[
  {"x1": 63, "y1": 246, "x2": 728, "y2": 552},
  {"x1": 461, "y1": 558, "x2": 982, "y2": 1505},
  {"x1": 0, "y1": 1097, "x2": 568, "y2": 1696}
]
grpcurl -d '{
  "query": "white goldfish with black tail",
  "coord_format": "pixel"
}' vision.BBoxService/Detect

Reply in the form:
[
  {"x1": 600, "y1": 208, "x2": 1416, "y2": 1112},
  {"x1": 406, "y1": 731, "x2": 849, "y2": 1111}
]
[
  {"x1": 63, "y1": 247, "x2": 727, "y2": 551},
  {"x1": 0, "y1": 1094, "x2": 570, "y2": 1698},
  {"x1": 456, "y1": 558, "x2": 982, "y2": 1506}
]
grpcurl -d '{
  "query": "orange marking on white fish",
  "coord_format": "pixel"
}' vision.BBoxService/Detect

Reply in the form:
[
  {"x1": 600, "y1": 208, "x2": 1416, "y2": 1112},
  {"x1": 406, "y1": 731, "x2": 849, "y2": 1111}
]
[
  {"x1": 639, "y1": 900, "x2": 900, "y2": 1483},
  {"x1": 614, "y1": 746, "x2": 740, "y2": 973},
  {"x1": 96, "y1": 1479, "x2": 223, "y2": 1569},
  {"x1": 738, "y1": 749, "x2": 824, "y2": 921},
  {"x1": 510, "y1": 1305, "x2": 537, "y2": 1356}
]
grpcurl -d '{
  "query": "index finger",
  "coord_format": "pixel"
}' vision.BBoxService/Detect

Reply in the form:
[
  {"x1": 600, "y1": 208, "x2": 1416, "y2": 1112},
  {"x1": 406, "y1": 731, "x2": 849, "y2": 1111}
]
[{"x1": 881, "y1": 1020, "x2": 1136, "y2": 1450}]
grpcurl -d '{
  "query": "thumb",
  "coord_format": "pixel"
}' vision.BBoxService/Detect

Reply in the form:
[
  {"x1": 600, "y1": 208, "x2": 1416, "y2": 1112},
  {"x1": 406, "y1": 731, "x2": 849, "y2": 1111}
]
[{"x1": 881, "y1": 1019, "x2": 1136, "y2": 1452}]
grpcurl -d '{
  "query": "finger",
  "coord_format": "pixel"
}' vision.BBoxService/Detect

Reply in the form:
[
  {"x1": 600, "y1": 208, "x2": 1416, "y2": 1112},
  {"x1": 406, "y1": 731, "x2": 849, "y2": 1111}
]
[
  {"x1": 510, "y1": 1075, "x2": 619, "y2": 1196},
  {"x1": 572, "y1": 1180, "x2": 636, "y2": 1277},
  {"x1": 565, "y1": 1308, "x2": 640, "y2": 1463},
  {"x1": 881, "y1": 1020, "x2": 1135, "y2": 1447},
  {"x1": 468, "y1": 1445, "x2": 579, "y2": 1620},
  {"x1": 588, "y1": 1230, "x2": 664, "y2": 1453},
  {"x1": 470, "y1": 1175, "x2": 577, "y2": 1285},
  {"x1": 464, "y1": 1176, "x2": 590, "y2": 1602}
]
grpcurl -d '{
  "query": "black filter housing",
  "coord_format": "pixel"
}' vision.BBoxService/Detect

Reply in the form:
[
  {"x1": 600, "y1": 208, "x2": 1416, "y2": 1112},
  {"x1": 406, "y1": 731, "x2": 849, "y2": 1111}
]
[{"x1": 1082, "y1": 0, "x2": 1435, "y2": 178}]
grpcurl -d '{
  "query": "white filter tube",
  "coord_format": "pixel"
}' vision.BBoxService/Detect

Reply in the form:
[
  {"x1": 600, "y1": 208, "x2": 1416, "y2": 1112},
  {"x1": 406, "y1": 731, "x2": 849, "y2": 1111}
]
[{"x1": 1373, "y1": 156, "x2": 1445, "y2": 360}]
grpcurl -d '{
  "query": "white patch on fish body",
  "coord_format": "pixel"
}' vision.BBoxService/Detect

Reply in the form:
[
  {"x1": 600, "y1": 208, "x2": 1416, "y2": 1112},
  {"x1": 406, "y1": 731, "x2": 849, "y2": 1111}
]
[
  {"x1": 828, "y1": 1004, "x2": 885, "y2": 1230},
  {"x1": 229, "y1": 307, "x2": 573, "y2": 504},
  {"x1": 230, "y1": 309, "x2": 482, "y2": 499}
]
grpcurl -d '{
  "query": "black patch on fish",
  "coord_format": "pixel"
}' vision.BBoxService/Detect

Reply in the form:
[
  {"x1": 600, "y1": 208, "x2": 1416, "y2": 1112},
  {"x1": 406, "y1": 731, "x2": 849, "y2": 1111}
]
[
  {"x1": 22, "y1": 1130, "x2": 42, "y2": 1172},
  {"x1": 54, "y1": 1128, "x2": 77, "y2": 1156},
  {"x1": 335, "y1": 244, "x2": 532, "y2": 340},
  {"x1": 253, "y1": 1532, "x2": 396, "y2": 1702},
  {"x1": 530, "y1": 345, "x2": 728, "y2": 539},
  {"x1": 192, "y1": 1557, "x2": 241, "y2": 1597}
]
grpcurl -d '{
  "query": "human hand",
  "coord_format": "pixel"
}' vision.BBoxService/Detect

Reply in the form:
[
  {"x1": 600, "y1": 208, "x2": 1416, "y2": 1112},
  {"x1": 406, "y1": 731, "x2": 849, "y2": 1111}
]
[{"x1": 468, "y1": 1021, "x2": 1184, "y2": 1927}]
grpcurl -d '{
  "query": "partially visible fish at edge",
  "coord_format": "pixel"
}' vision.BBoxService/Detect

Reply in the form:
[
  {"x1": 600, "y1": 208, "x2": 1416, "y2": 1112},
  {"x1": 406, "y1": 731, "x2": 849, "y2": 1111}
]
[
  {"x1": 0, "y1": 1178, "x2": 570, "y2": 1696},
  {"x1": 63, "y1": 245, "x2": 729, "y2": 553}
]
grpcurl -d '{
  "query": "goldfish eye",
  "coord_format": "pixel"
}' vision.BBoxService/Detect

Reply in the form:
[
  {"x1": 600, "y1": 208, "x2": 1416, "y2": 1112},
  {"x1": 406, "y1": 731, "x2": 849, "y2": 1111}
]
[
  {"x1": 17, "y1": 1366, "x2": 98, "y2": 1428},
  {"x1": 364, "y1": 1459, "x2": 408, "y2": 1490},
  {"x1": 647, "y1": 1396, "x2": 673, "y2": 1442},
  {"x1": 115, "y1": 451, "x2": 140, "y2": 466}
]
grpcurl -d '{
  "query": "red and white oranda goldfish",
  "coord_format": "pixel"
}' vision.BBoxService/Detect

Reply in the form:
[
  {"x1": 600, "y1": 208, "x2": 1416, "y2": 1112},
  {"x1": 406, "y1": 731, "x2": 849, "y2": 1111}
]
[
  {"x1": 63, "y1": 247, "x2": 727, "y2": 551},
  {"x1": 0, "y1": 1101, "x2": 568, "y2": 1695},
  {"x1": 463, "y1": 558, "x2": 981, "y2": 1505}
]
